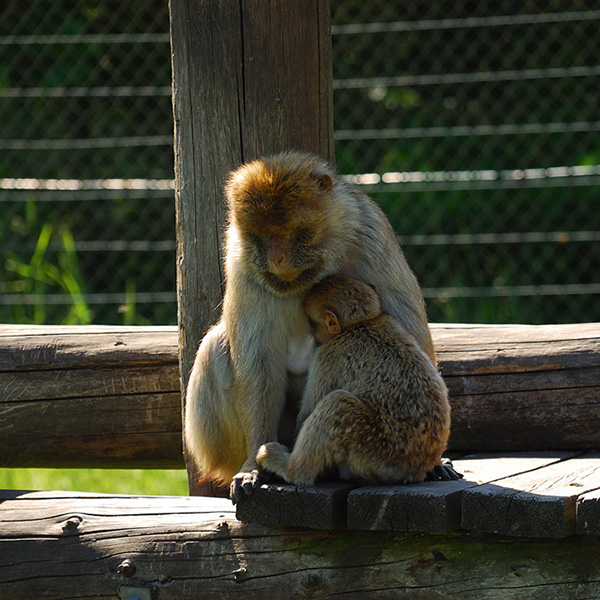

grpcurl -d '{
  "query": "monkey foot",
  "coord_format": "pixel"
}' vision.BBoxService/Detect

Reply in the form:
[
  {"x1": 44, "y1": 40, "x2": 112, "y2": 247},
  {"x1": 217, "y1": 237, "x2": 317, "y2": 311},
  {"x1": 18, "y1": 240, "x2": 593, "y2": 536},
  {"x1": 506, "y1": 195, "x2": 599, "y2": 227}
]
[
  {"x1": 230, "y1": 469, "x2": 261, "y2": 504},
  {"x1": 425, "y1": 457, "x2": 463, "y2": 481}
]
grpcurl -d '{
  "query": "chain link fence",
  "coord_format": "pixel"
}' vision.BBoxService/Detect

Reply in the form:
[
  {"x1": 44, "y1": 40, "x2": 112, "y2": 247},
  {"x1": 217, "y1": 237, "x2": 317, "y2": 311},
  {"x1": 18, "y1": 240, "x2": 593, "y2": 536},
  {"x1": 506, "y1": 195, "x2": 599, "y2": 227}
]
[
  {"x1": 2, "y1": 1, "x2": 599, "y2": 325},
  {"x1": 1, "y1": 1, "x2": 174, "y2": 324}
]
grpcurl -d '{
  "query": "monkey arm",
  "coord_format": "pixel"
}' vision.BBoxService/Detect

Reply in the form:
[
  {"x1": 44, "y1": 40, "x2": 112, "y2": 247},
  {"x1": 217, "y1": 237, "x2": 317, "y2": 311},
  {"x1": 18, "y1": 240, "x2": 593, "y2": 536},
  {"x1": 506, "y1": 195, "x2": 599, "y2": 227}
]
[
  {"x1": 228, "y1": 345, "x2": 288, "y2": 503},
  {"x1": 226, "y1": 280, "x2": 303, "y2": 502}
]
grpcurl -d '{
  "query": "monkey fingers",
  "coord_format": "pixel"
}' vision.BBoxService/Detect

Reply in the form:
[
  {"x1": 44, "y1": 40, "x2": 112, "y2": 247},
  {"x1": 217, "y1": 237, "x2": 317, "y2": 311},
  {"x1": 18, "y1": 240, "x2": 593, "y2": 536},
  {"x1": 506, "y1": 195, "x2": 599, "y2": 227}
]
[
  {"x1": 230, "y1": 469, "x2": 261, "y2": 504},
  {"x1": 425, "y1": 457, "x2": 463, "y2": 481}
]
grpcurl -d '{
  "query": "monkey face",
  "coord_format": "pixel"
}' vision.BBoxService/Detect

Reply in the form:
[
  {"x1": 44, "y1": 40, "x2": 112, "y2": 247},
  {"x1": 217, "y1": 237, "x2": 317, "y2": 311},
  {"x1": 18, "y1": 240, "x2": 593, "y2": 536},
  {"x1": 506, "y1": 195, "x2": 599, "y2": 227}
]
[
  {"x1": 226, "y1": 155, "x2": 335, "y2": 296},
  {"x1": 243, "y1": 224, "x2": 328, "y2": 296}
]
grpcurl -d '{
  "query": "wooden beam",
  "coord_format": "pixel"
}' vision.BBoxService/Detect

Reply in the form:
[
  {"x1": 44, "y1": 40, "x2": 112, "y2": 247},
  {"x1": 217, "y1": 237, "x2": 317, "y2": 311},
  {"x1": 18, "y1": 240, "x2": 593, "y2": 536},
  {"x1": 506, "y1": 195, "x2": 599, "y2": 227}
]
[
  {"x1": 1, "y1": 323, "x2": 599, "y2": 468},
  {"x1": 578, "y1": 487, "x2": 600, "y2": 535},
  {"x1": 345, "y1": 452, "x2": 571, "y2": 533},
  {"x1": 237, "y1": 452, "x2": 600, "y2": 536},
  {"x1": 2, "y1": 490, "x2": 600, "y2": 599},
  {"x1": 169, "y1": 0, "x2": 333, "y2": 493},
  {"x1": 0, "y1": 325, "x2": 182, "y2": 468},
  {"x1": 462, "y1": 452, "x2": 600, "y2": 537},
  {"x1": 436, "y1": 322, "x2": 600, "y2": 450},
  {"x1": 236, "y1": 481, "x2": 356, "y2": 529},
  {"x1": 169, "y1": 0, "x2": 333, "y2": 399}
]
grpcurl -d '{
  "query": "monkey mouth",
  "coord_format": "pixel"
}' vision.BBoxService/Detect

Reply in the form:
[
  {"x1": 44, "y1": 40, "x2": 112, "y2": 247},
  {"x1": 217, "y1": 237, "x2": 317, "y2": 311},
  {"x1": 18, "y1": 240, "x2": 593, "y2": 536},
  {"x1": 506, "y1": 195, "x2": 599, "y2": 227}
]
[
  {"x1": 270, "y1": 267, "x2": 303, "y2": 281},
  {"x1": 262, "y1": 263, "x2": 324, "y2": 295}
]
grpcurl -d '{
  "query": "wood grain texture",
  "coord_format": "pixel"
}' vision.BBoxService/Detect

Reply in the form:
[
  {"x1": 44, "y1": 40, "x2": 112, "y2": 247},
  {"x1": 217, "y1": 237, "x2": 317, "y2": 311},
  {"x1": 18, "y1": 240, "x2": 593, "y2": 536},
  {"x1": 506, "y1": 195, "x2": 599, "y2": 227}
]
[
  {"x1": 0, "y1": 325, "x2": 182, "y2": 468},
  {"x1": 346, "y1": 453, "x2": 571, "y2": 533},
  {"x1": 435, "y1": 323, "x2": 600, "y2": 450},
  {"x1": 235, "y1": 481, "x2": 356, "y2": 529},
  {"x1": 462, "y1": 453, "x2": 600, "y2": 537},
  {"x1": 1, "y1": 323, "x2": 599, "y2": 468},
  {"x1": 2, "y1": 491, "x2": 600, "y2": 599},
  {"x1": 577, "y1": 487, "x2": 600, "y2": 535}
]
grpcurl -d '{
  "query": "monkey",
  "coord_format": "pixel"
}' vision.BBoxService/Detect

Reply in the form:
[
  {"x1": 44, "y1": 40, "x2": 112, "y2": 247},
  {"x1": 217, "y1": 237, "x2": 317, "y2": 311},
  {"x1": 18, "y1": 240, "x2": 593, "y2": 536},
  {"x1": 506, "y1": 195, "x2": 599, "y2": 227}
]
[
  {"x1": 184, "y1": 150, "x2": 458, "y2": 502},
  {"x1": 256, "y1": 274, "x2": 451, "y2": 486}
]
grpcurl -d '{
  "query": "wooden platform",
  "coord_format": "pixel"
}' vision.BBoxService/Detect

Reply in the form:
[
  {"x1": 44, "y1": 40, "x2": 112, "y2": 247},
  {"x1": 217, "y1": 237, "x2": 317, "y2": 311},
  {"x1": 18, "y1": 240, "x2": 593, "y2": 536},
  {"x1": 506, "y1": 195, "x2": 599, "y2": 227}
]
[
  {"x1": 237, "y1": 452, "x2": 600, "y2": 536},
  {"x1": 2, "y1": 464, "x2": 600, "y2": 600},
  {"x1": 2, "y1": 323, "x2": 600, "y2": 598}
]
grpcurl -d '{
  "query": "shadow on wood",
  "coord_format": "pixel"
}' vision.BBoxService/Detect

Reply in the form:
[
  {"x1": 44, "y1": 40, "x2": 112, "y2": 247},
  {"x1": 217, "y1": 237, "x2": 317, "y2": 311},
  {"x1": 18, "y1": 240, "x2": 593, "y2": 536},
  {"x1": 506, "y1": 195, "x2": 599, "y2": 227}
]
[{"x1": 2, "y1": 489, "x2": 600, "y2": 599}]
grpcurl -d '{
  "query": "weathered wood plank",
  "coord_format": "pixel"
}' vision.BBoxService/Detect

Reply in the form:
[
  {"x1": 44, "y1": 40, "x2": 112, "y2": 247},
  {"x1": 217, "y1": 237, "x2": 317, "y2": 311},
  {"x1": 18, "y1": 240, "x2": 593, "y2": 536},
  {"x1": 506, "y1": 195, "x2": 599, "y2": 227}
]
[
  {"x1": 346, "y1": 453, "x2": 573, "y2": 533},
  {"x1": 1, "y1": 323, "x2": 599, "y2": 467},
  {"x1": 0, "y1": 325, "x2": 182, "y2": 468},
  {"x1": 462, "y1": 453, "x2": 600, "y2": 537},
  {"x1": 0, "y1": 325, "x2": 179, "y2": 371},
  {"x1": 235, "y1": 481, "x2": 356, "y2": 529},
  {"x1": 2, "y1": 491, "x2": 600, "y2": 599},
  {"x1": 448, "y1": 386, "x2": 600, "y2": 451},
  {"x1": 577, "y1": 487, "x2": 600, "y2": 535},
  {"x1": 437, "y1": 323, "x2": 600, "y2": 451},
  {"x1": 0, "y1": 394, "x2": 182, "y2": 468}
]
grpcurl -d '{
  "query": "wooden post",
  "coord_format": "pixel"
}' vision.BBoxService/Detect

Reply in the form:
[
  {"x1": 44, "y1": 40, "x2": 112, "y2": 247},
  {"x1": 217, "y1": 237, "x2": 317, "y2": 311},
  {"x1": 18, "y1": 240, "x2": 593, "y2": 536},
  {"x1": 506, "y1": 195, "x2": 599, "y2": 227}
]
[{"x1": 169, "y1": 0, "x2": 333, "y2": 494}]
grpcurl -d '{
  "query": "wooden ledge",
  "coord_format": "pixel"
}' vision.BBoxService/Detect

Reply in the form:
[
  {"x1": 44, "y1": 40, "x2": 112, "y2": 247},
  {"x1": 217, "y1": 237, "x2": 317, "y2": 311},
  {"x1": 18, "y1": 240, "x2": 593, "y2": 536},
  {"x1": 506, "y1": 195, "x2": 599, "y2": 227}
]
[
  {"x1": 1, "y1": 323, "x2": 599, "y2": 468},
  {"x1": 2, "y1": 487, "x2": 600, "y2": 599},
  {"x1": 237, "y1": 452, "x2": 600, "y2": 537}
]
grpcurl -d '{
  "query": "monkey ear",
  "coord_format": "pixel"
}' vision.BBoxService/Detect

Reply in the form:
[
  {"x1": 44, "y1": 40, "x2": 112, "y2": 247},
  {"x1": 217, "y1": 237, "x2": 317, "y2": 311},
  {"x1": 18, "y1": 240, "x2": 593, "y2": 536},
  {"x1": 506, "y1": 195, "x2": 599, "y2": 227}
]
[
  {"x1": 324, "y1": 310, "x2": 342, "y2": 335},
  {"x1": 311, "y1": 174, "x2": 333, "y2": 192}
]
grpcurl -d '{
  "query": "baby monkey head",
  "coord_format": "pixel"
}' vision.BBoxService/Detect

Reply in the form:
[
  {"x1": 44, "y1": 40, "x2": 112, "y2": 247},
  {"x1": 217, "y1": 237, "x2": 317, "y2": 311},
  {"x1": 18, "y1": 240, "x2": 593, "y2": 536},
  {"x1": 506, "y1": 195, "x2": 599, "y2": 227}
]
[
  {"x1": 225, "y1": 151, "x2": 336, "y2": 296},
  {"x1": 303, "y1": 274, "x2": 382, "y2": 344}
]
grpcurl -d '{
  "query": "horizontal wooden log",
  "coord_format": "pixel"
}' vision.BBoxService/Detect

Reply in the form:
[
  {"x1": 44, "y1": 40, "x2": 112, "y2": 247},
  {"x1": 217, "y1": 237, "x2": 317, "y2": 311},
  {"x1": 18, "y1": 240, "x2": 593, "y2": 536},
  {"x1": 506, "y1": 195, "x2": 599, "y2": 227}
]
[
  {"x1": 0, "y1": 325, "x2": 183, "y2": 468},
  {"x1": 435, "y1": 322, "x2": 600, "y2": 450},
  {"x1": 2, "y1": 490, "x2": 600, "y2": 600},
  {"x1": 1, "y1": 323, "x2": 599, "y2": 467}
]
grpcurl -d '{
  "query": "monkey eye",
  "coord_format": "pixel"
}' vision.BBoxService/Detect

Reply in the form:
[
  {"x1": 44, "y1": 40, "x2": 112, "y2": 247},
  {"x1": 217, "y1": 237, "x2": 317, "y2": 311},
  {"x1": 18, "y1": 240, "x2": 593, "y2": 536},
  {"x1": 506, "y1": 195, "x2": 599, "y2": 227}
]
[
  {"x1": 248, "y1": 232, "x2": 265, "y2": 249},
  {"x1": 294, "y1": 228, "x2": 313, "y2": 247}
]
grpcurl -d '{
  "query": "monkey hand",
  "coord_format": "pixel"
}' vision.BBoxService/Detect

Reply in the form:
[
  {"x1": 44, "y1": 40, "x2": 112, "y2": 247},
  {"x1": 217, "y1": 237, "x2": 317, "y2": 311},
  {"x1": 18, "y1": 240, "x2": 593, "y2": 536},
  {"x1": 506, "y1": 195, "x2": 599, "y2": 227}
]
[
  {"x1": 425, "y1": 457, "x2": 463, "y2": 481},
  {"x1": 230, "y1": 469, "x2": 261, "y2": 505}
]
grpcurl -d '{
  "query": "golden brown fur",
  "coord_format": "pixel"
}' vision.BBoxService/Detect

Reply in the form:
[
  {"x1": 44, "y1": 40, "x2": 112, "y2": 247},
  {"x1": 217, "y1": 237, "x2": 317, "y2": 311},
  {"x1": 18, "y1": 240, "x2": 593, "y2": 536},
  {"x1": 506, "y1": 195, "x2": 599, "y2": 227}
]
[
  {"x1": 184, "y1": 151, "x2": 437, "y2": 498},
  {"x1": 257, "y1": 275, "x2": 451, "y2": 485}
]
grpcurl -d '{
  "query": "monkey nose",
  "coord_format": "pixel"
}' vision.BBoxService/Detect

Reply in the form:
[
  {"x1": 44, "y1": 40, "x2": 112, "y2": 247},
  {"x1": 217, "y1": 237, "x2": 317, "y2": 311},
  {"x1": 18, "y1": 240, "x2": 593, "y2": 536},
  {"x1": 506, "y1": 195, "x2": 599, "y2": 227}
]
[{"x1": 272, "y1": 253, "x2": 286, "y2": 268}]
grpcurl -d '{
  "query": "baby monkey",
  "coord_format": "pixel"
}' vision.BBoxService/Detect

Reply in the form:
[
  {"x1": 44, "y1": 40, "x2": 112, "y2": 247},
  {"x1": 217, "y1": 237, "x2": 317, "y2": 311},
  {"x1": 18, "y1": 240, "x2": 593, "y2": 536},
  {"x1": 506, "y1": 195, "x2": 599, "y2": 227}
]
[{"x1": 257, "y1": 274, "x2": 452, "y2": 486}]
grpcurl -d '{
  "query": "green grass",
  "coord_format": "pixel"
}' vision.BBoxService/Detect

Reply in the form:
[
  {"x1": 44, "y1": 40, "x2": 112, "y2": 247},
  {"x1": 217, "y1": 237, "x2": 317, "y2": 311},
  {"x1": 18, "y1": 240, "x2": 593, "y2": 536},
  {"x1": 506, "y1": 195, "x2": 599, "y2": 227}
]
[{"x1": 0, "y1": 468, "x2": 189, "y2": 496}]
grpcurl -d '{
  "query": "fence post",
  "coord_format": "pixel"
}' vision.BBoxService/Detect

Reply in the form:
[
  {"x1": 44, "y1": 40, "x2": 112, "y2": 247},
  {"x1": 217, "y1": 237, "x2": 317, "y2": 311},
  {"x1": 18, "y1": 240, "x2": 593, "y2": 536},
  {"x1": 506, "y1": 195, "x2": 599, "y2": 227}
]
[{"x1": 169, "y1": 0, "x2": 333, "y2": 494}]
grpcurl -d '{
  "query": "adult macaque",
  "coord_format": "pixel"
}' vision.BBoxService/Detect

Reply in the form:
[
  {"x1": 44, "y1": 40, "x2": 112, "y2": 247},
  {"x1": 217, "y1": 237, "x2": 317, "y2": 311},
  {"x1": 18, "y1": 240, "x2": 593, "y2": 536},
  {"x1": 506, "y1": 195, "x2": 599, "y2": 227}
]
[
  {"x1": 184, "y1": 151, "x2": 455, "y2": 501},
  {"x1": 257, "y1": 274, "x2": 451, "y2": 485}
]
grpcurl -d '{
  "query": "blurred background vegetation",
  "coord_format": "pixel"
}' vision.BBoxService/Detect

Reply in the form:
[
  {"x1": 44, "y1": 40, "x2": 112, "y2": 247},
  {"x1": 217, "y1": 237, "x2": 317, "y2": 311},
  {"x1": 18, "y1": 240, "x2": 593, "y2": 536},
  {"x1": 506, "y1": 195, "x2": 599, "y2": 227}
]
[{"x1": 1, "y1": 1, "x2": 599, "y2": 492}]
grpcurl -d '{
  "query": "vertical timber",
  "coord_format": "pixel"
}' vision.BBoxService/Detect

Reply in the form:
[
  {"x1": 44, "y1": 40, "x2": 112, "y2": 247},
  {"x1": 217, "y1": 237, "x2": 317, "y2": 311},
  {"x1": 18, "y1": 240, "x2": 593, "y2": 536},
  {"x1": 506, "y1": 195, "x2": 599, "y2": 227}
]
[{"x1": 169, "y1": 0, "x2": 333, "y2": 494}]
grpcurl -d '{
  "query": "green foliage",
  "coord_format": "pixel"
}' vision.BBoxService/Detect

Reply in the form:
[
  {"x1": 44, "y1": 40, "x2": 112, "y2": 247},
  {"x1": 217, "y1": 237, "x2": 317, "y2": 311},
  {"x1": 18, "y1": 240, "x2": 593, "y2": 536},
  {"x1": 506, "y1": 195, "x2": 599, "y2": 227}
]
[{"x1": 3, "y1": 208, "x2": 91, "y2": 324}]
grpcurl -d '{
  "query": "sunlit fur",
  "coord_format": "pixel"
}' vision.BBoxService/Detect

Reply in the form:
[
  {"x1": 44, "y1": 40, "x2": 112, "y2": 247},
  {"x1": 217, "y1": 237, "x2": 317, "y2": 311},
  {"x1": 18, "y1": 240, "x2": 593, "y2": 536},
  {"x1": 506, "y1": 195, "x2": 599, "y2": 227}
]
[
  {"x1": 225, "y1": 153, "x2": 341, "y2": 297},
  {"x1": 185, "y1": 151, "x2": 437, "y2": 491},
  {"x1": 258, "y1": 275, "x2": 451, "y2": 486}
]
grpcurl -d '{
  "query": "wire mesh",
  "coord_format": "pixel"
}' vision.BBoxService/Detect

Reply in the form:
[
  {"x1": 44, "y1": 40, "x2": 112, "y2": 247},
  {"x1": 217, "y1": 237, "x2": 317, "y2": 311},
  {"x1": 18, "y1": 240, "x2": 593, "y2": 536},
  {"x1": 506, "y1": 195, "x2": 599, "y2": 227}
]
[
  {"x1": 0, "y1": 1, "x2": 174, "y2": 324},
  {"x1": 1, "y1": 1, "x2": 598, "y2": 325}
]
